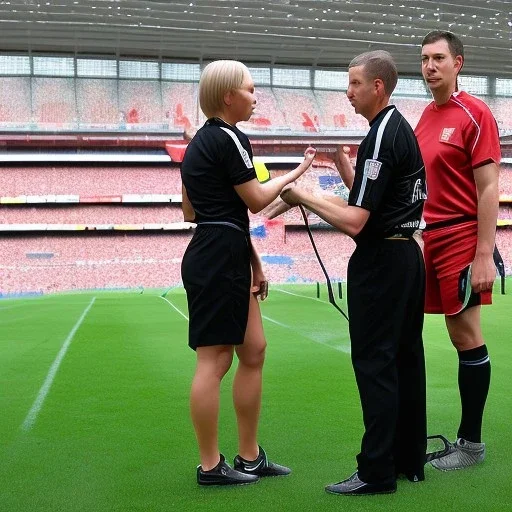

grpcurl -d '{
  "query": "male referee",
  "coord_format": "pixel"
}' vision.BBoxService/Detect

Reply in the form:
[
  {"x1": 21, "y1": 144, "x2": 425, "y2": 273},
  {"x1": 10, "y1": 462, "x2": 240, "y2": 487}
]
[{"x1": 281, "y1": 50, "x2": 427, "y2": 495}]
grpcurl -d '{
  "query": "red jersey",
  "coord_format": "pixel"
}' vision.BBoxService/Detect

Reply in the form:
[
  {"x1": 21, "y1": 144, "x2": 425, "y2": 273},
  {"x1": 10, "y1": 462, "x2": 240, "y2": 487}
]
[{"x1": 415, "y1": 91, "x2": 500, "y2": 227}]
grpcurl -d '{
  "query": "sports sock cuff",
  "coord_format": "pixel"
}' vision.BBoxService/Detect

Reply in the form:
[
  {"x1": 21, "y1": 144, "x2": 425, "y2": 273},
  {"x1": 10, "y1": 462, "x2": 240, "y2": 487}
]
[{"x1": 458, "y1": 344, "x2": 489, "y2": 366}]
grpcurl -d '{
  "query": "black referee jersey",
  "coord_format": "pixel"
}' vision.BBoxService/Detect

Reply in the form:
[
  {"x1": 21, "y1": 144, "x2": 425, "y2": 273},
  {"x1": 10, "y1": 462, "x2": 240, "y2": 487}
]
[
  {"x1": 181, "y1": 117, "x2": 257, "y2": 232},
  {"x1": 349, "y1": 105, "x2": 426, "y2": 243},
  {"x1": 347, "y1": 105, "x2": 427, "y2": 483},
  {"x1": 181, "y1": 118, "x2": 257, "y2": 350}
]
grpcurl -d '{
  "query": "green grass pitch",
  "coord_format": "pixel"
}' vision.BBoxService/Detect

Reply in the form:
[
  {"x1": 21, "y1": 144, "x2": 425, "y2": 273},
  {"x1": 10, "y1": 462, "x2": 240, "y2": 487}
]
[{"x1": 0, "y1": 283, "x2": 510, "y2": 511}]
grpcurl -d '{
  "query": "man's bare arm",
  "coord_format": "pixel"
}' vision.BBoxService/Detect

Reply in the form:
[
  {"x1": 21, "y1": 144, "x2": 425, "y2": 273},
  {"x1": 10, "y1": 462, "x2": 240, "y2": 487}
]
[{"x1": 472, "y1": 162, "x2": 499, "y2": 292}]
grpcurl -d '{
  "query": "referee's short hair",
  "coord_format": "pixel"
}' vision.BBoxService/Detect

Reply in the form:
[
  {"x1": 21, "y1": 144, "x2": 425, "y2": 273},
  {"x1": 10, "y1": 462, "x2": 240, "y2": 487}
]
[
  {"x1": 349, "y1": 50, "x2": 398, "y2": 96},
  {"x1": 199, "y1": 60, "x2": 250, "y2": 119}
]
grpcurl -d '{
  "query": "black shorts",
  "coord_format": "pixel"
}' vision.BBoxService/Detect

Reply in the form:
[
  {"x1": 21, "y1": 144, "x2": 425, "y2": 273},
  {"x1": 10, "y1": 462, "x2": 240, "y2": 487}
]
[{"x1": 181, "y1": 225, "x2": 251, "y2": 351}]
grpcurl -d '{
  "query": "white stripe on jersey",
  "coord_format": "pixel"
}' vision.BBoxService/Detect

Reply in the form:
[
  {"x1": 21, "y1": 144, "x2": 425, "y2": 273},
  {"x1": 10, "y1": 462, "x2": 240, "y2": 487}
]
[
  {"x1": 450, "y1": 96, "x2": 481, "y2": 155},
  {"x1": 219, "y1": 126, "x2": 254, "y2": 169},
  {"x1": 356, "y1": 107, "x2": 395, "y2": 207}
]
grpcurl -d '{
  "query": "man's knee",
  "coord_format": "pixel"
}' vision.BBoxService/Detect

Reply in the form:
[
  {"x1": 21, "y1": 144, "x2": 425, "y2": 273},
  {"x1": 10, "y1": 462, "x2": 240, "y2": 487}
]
[{"x1": 446, "y1": 308, "x2": 484, "y2": 350}]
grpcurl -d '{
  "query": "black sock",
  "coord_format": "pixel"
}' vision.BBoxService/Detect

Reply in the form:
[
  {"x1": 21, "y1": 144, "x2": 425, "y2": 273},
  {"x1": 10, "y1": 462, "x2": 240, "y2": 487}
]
[{"x1": 457, "y1": 344, "x2": 491, "y2": 443}]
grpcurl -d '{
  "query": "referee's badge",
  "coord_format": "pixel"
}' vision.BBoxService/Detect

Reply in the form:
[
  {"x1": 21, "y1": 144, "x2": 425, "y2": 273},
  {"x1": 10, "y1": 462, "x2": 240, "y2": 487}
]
[{"x1": 363, "y1": 159, "x2": 382, "y2": 180}]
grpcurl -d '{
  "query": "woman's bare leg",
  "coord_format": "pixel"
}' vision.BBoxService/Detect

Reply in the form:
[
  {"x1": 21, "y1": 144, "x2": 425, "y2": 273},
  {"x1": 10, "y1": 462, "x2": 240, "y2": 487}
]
[
  {"x1": 190, "y1": 345, "x2": 234, "y2": 470},
  {"x1": 233, "y1": 293, "x2": 267, "y2": 461}
]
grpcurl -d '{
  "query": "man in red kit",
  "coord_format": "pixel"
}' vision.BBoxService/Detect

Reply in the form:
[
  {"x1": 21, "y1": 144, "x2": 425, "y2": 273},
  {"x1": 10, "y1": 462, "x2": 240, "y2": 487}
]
[{"x1": 415, "y1": 31, "x2": 500, "y2": 471}]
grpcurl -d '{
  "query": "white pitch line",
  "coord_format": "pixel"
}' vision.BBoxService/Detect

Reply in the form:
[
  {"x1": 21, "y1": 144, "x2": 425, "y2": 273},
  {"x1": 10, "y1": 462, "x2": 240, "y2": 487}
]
[
  {"x1": 273, "y1": 287, "x2": 330, "y2": 304},
  {"x1": 159, "y1": 296, "x2": 189, "y2": 321},
  {"x1": 261, "y1": 315, "x2": 290, "y2": 329},
  {"x1": 261, "y1": 314, "x2": 350, "y2": 354},
  {"x1": 21, "y1": 297, "x2": 96, "y2": 432}
]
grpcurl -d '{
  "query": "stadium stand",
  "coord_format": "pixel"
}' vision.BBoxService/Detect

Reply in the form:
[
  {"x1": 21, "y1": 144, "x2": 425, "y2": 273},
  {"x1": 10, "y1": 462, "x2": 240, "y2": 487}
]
[
  {"x1": 273, "y1": 88, "x2": 323, "y2": 132},
  {"x1": 0, "y1": 205, "x2": 183, "y2": 225},
  {"x1": 314, "y1": 90, "x2": 367, "y2": 131},
  {"x1": 0, "y1": 77, "x2": 32, "y2": 128},
  {"x1": 0, "y1": 227, "x2": 356, "y2": 294},
  {"x1": 495, "y1": 229, "x2": 512, "y2": 275},
  {"x1": 389, "y1": 97, "x2": 431, "y2": 128},
  {"x1": 499, "y1": 164, "x2": 512, "y2": 195},
  {"x1": 1, "y1": 74, "x2": 512, "y2": 134},
  {"x1": 1, "y1": 69, "x2": 512, "y2": 295},
  {"x1": 118, "y1": 80, "x2": 163, "y2": 127},
  {"x1": 0, "y1": 233, "x2": 189, "y2": 294},
  {"x1": 162, "y1": 82, "x2": 198, "y2": 131},
  {"x1": 0, "y1": 166, "x2": 182, "y2": 196},
  {"x1": 76, "y1": 79, "x2": 119, "y2": 127},
  {"x1": 32, "y1": 77, "x2": 76, "y2": 127},
  {"x1": 487, "y1": 98, "x2": 512, "y2": 130},
  {"x1": 498, "y1": 206, "x2": 512, "y2": 220},
  {"x1": 243, "y1": 87, "x2": 287, "y2": 130},
  {"x1": 3, "y1": 153, "x2": 510, "y2": 295}
]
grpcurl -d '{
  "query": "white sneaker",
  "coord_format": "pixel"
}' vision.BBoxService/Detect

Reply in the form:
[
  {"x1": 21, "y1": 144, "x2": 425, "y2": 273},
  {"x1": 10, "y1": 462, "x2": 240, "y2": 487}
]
[{"x1": 431, "y1": 438, "x2": 485, "y2": 471}]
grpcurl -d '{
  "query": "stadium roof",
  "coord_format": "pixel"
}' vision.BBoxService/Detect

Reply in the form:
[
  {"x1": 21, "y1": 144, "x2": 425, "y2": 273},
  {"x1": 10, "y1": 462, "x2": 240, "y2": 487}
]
[{"x1": 0, "y1": 0, "x2": 511, "y2": 77}]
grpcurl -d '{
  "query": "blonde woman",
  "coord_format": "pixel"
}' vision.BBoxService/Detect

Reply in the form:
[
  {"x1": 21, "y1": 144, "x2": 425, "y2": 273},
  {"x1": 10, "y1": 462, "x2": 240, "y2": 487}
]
[{"x1": 181, "y1": 60, "x2": 315, "y2": 486}]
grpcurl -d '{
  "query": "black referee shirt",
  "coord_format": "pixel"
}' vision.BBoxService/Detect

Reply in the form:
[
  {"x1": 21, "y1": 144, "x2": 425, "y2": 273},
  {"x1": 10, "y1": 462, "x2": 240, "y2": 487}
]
[
  {"x1": 181, "y1": 117, "x2": 257, "y2": 231},
  {"x1": 348, "y1": 105, "x2": 426, "y2": 243}
]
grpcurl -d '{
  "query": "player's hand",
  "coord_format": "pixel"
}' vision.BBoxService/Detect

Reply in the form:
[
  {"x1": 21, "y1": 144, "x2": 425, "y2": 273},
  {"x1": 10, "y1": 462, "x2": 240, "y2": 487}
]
[
  {"x1": 281, "y1": 184, "x2": 303, "y2": 206},
  {"x1": 331, "y1": 145, "x2": 355, "y2": 189},
  {"x1": 471, "y1": 254, "x2": 496, "y2": 293},
  {"x1": 333, "y1": 145, "x2": 351, "y2": 166},
  {"x1": 281, "y1": 181, "x2": 296, "y2": 194},
  {"x1": 332, "y1": 146, "x2": 353, "y2": 174}
]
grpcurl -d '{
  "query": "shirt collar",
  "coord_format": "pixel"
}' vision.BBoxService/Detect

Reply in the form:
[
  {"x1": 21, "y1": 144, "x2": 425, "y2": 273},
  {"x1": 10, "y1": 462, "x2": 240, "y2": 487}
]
[{"x1": 369, "y1": 105, "x2": 396, "y2": 127}]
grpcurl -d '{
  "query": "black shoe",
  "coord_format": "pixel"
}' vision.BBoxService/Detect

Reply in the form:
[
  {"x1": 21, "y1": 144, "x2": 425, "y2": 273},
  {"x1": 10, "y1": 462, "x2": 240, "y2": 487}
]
[
  {"x1": 395, "y1": 468, "x2": 425, "y2": 482},
  {"x1": 234, "y1": 446, "x2": 291, "y2": 477},
  {"x1": 325, "y1": 472, "x2": 397, "y2": 496},
  {"x1": 197, "y1": 454, "x2": 259, "y2": 486}
]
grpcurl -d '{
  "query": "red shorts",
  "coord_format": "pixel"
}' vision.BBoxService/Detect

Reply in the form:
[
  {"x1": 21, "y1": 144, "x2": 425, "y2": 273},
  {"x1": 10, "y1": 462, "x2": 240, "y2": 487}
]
[{"x1": 423, "y1": 221, "x2": 492, "y2": 315}]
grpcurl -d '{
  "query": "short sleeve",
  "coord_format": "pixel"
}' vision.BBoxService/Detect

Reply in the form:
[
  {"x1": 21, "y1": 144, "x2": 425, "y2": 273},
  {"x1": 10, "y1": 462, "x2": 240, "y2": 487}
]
[
  {"x1": 220, "y1": 127, "x2": 257, "y2": 186},
  {"x1": 469, "y1": 106, "x2": 501, "y2": 169}
]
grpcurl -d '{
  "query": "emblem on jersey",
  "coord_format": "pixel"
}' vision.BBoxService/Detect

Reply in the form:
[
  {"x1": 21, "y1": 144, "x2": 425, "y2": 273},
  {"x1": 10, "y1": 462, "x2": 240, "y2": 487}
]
[
  {"x1": 363, "y1": 159, "x2": 381, "y2": 180},
  {"x1": 412, "y1": 178, "x2": 427, "y2": 202},
  {"x1": 239, "y1": 148, "x2": 253, "y2": 169},
  {"x1": 440, "y1": 127, "x2": 455, "y2": 142}
]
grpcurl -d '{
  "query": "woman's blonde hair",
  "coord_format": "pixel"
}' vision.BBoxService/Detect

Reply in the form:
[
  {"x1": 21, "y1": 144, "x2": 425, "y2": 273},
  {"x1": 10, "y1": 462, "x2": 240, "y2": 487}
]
[{"x1": 199, "y1": 60, "x2": 249, "y2": 119}]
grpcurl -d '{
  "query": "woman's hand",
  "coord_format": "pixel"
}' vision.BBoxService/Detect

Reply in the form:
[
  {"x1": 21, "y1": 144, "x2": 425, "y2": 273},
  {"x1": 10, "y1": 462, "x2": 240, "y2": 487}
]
[
  {"x1": 303, "y1": 146, "x2": 317, "y2": 168},
  {"x1": 251, "y1": 265, "x2": 269, "y2": 301}
]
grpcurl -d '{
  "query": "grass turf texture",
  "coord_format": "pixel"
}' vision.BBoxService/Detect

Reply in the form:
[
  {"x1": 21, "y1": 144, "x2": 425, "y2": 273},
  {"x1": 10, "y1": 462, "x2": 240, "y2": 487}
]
[{"x1": 0, "y1": 283, "x2": 510, "y2": 512}]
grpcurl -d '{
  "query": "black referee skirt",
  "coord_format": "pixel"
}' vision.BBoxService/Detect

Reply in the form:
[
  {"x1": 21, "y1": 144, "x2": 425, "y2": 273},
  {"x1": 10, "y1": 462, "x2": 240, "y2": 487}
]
[{"x1": 181, "y1": 225, "x2": 252, "y2": 351}]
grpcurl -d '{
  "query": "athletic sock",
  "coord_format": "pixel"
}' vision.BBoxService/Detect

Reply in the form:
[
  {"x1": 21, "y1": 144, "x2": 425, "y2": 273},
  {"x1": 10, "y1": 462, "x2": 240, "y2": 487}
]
[{"x1": 457, "y1": 344, "x2": 491, "y2": 443}]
